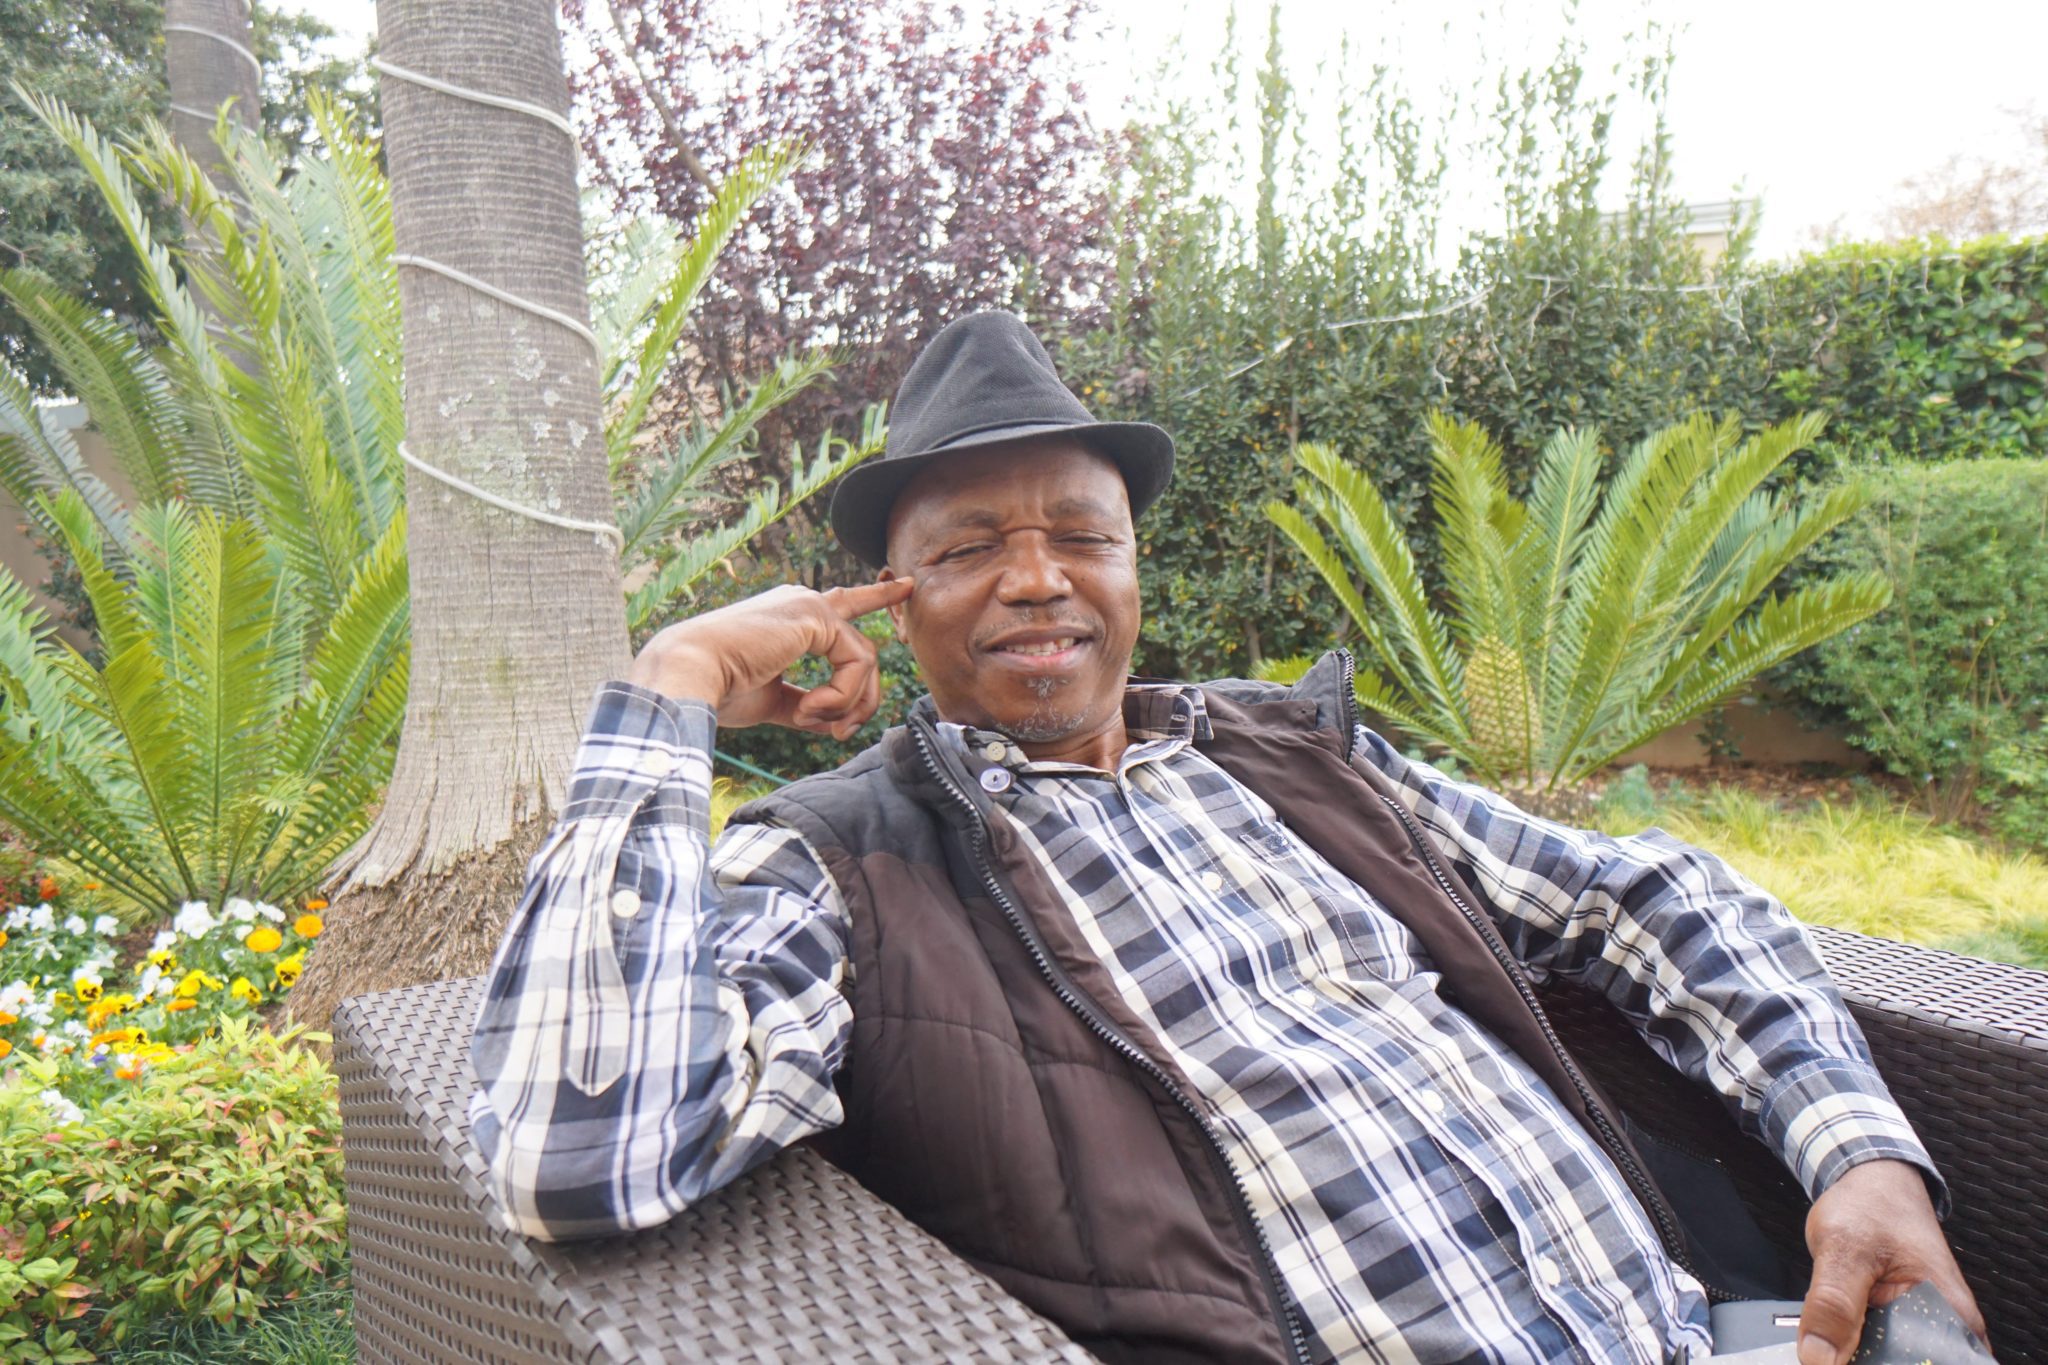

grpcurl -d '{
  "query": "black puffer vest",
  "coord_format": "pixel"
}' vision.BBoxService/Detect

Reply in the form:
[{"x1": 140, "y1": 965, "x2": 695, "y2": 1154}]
[{"x1": 731, "y1": 651, "x2": 1694, "y2": 1364}]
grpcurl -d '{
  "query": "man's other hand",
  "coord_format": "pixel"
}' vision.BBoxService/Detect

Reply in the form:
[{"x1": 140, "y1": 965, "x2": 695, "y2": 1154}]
[
  {"x1": 627, "y1": 579, "x2": 916, "y2": 740},
  {"x1": 1797, "y1": 1157, "x2": 1987, "y2": 1364}
]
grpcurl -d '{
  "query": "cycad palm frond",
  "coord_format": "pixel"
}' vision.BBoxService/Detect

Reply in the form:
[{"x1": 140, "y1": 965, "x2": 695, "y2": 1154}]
[
  {"x1": 615, "y1": 349, "x2": 838, "y2": 559},
  {"x1": 604, "y1": 139, "x2": 810, "y2": 468},
  {"x1": 1269, "y1": 413, "x2": 1887, "y2": 791},
  {"x1": 626, "y1": 406, "x2": 885, "y2": 632},
  {"x1": 0, "y1": 361, "x2": 133, "y2": 552},
  {"x1": 0, "y1": 268, "x2": 187, "y2": 507}
]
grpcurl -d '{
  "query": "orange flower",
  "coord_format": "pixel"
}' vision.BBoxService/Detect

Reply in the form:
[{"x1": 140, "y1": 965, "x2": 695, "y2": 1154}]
[
  {"x1": 244, "y1": 925, "x2": 283, "y2": 954},
  {"x1": 36, "y1": 875, "x2": 58, "y2": 900},
  {"x1": 0, "y1": 1009, "x2": 14, "y2": 1026},
  {"x1": 114, "y1": 1057, "x2": 144, "y2": 1080},
  {"x1": 83, "y1": 881, "x2": 100, "y2": 890},
  {"x1": 165, "y1": 998, "x2": 197, "y2": 1013},
  {"x1": 0, "y1": 928, "x2": 8, "y2": 949},
  {"x1": 293, "y1": 912, "x2": 324, "y2": 939},
  {"x1": 304, "y1": 898, "x2": 328, "y2": 912},
  {"x1": 0, "y1": 1038, "x2": 11, "y2": 1059}
]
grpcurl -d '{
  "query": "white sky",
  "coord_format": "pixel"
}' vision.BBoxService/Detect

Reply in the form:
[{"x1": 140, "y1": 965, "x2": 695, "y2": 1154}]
[{"x1": 303, "y1": 0, "x2": 2048, "y2": 260}]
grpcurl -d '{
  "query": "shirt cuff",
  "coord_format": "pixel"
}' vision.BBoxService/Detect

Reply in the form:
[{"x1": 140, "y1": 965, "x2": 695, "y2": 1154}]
[
  {"x1": 1760, "y1": 1056, "x2": 1951, "y2": 1217},
  {"x1": 562, "y1": 680, "x2": 718, "y2": 832}
]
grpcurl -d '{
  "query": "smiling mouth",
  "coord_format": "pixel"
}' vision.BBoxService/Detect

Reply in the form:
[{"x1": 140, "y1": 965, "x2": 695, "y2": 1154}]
[{"x1": 993, "y1": 637, "x2": 1083, "y2": 657}]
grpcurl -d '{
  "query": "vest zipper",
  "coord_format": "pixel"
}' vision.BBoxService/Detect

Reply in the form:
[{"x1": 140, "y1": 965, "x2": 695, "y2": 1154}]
[
  {"x1": 908, "y1": 720, "x2": 1313, "y2": 1365},
  {"x1": 1332, "y1": 652, "x2": 1737, "y2": 1304}
]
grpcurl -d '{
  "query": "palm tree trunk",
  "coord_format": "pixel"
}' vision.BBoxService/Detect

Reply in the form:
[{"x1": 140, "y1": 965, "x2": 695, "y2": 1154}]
[
  {"x1": 164, "y1": 0, "x2": 261, "y2": 170},
  {"x1": 290, "y1": 0, "x2": 629, "y2": 1026}
]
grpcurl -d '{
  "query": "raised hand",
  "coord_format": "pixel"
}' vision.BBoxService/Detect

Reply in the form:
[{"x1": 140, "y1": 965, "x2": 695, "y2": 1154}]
[{"x1": 626, "y1": 579, "x2": 916, "y2": 741}]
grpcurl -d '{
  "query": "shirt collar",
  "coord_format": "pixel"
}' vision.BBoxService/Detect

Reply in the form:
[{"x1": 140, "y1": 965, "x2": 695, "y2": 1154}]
[{"x1": 916, "y1": 681, "x2": 1211, "y2": 775}]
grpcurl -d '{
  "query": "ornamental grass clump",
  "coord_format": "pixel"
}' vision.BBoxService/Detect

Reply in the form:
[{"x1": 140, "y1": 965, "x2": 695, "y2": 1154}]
[{"x1": 1264, "y1": 412, "x2": 1892, "y2": 802}]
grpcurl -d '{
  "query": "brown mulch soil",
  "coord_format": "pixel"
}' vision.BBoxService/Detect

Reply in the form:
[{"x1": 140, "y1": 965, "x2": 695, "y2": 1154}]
[{"x1": 1630, "y1": 760, "x2": 1911, "y2": 811}]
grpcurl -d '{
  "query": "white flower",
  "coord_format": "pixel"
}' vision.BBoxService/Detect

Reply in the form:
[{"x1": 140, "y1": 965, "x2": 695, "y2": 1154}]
[
  {"x1": 92, "y1": 914, "x2": 118, "y2": 937},
  {"x1": 155, "y1": 976, "x2": 176, "y2": 998},
  {"x1": 224, "y1": 897, "x2": 258, "y2": 923},
  {"x1": 0, "y1": 979, "x2": 30, "y2": 1011},
  {"x1": 28, "y1": 905, "x2": 54, "y2": 932},
  {"x1": 172, "y1": 902, "x2": 215, "y2": 938},
  {"x1": 150, "y1": 929, "x2": 178, "y2": 954},
  {"x1": 255, "y1": 901, "x2": 285, "y2": 923},
  {"x1": 62, "y1": 914, "x2": 87, "y2": 936},
  {"x1": 3, "y1": 905, "x2": 26, "y2": 929},
  {"x1": 62, "y1": 1019, "x2": 90, "y2": 1040},
  {"x1": 138, "y1": 964, "x2": 163, "y2": 996},
  {"x1": 38, "y1": 1089, "x2": 84, "y2": 1125}
]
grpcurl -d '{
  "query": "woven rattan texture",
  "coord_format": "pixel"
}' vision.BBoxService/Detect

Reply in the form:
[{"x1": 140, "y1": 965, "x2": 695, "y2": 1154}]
[
  {"x1": 1546, "y1": 929, "x2": 2048, "y2": 1360},
  {"x1": 335, "y1": 976, "x2": 1094, "y2": 1363}
]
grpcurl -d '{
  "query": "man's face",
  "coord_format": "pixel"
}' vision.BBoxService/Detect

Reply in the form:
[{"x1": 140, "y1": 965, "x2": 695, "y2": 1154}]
[{"x1": 882, "y1": 439, "x2": 1141, "y2": 745}]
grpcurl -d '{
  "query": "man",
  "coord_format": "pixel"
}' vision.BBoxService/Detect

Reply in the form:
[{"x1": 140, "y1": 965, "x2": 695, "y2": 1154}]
[{"x1": 471, "y1": 312, "x2": 1982, "y2": 1364}]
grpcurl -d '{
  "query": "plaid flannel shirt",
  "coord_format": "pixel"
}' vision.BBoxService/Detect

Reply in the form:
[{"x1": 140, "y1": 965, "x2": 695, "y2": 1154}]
[{"x1": 471, "y1": 680, "x2": 1940, "y2": 1364}]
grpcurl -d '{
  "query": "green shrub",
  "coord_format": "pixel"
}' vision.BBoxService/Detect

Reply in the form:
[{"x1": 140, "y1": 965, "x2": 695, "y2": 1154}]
[
  {"x1": 0, "y1": 1019, "x2": 345, "y2": 1362},
  {"x1": 1800, "y1": 460, "x2": 2048, "y2": 835}
]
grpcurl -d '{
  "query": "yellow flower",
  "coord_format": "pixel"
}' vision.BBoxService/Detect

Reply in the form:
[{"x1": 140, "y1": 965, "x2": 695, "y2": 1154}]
[
  {"x1": 243, "y1": 926, "x2": 283, "y2": 954},
  {"x1": 274, "y1": 953, "x2": 305, "y2": 988},
  {"x1": 73, "y1": 976, "x2": 102, "y2": 1002},
  {"x1": 85, "y1": 1000, "x2": 120, "y2": 1029},
  {"x1": 147, "y1": 948, "x2": 178, "y2": 971},
  {"x1": 165, "y1": 998, "x2": 197, "y2": 1013},
  {"x1": 175, "y1": 970, "x2": 222, "y2": 999},
  {"x1": 0, "y1": 928, "x2": 8, "y2": 949},
  {"x1": 0, "y1": 1038, "x2": 11, "y2": 1059},
  {"x1": 293, "y1": 912, "x2": 324, "y2": 939},
  {"x1": 0, "y1": 1009, "x2": 15, "y2": 1026},
  {"x1": 229, "y1": 976, "x2": 263, "y2": 1005},
  {"x1": 90, "y1": 1027, "x2": 146, "y2": 1047}
]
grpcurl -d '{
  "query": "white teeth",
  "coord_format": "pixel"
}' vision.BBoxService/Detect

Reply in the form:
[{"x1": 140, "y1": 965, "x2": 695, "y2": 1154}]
[{"x1": 1002, "y1": 637, "x2": 1077, "y2": 656}]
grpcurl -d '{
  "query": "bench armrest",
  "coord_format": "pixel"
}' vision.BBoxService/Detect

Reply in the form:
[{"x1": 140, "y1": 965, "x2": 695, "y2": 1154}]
[{"x1": 335, "y1": 975, "x2": 1091, "y2": 1363}]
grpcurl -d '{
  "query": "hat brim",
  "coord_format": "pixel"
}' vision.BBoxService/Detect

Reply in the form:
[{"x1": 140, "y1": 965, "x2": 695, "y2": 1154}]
[{"x1": 829, "y1": 420, "x2": 1175, "y2": 569}]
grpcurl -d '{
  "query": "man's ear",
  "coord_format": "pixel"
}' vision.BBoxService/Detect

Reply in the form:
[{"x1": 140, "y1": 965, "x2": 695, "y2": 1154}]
[{"x1": 877, "y1": 566, "x2": 909, "y2": 642}]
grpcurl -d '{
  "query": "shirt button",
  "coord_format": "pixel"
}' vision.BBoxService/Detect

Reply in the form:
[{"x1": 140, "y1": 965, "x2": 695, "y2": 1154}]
[
  {"x1": 982, "y1": 741, "x2": 1008, "y2": 762},
  {"x1": 1417, "y1": 1089, "x2": 1446, "y2": 1115},
  {"x1": 609, "y1": 888, "x2": 641, "y2": 919},
  {"x1": 1535, "y1": 1254, "x2": 1563, "y2": 1288},
  {"x1": 1199, "y1": 870, "x2": 1224, "y2": 893},
  {"x1": 979, "y1": 767, "x2": 1012, "y2": 793}
]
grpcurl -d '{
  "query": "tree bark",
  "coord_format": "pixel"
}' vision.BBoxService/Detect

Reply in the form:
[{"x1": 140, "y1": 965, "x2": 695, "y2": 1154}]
[
  {"x1": 163, "y1": 0, "x2": 261, "y2": 171},
  {"x1": 290, "y1": 0, "x2": 629, "y2": 1027}
]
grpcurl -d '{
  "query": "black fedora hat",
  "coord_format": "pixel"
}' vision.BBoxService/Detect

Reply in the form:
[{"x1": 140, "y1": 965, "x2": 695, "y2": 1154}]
[{"x1": 828, "y1": 310, "x2": 1174, "y2": 568}]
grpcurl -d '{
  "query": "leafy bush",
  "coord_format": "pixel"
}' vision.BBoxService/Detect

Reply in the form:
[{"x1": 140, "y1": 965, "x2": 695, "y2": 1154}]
[
  {"x1": 1263, "y1": 412, "x2": 1889, "y2": 796},
  {"x1": 0, "y1": 1019, "x2": 345, "y2": 1362},
  {"x1": 1798, "y1": 459, "x2": 2048, "y2": 836}
]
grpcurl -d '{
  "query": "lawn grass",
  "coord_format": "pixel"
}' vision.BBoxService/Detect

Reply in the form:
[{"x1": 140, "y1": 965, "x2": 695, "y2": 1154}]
[
  {"x1": 98, "y1": 1274, "x2": 353, "y2": 1364},
  {"x1": 1595, "y1": 768, "x2": 2048, "y2": 969}
]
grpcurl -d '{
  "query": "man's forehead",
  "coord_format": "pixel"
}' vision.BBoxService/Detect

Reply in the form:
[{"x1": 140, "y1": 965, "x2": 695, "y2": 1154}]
[{"x1": 891, "y1": 443, "x2": 1130, "y2": 534}]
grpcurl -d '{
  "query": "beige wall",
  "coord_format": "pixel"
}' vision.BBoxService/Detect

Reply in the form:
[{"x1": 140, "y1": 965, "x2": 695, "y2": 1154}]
[{"x1": 1615, "y1": 692, "x2": 1868, "y2": 770}]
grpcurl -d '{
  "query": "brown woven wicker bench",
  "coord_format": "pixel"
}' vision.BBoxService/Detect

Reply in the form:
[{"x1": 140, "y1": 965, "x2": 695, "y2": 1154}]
[{"x1": 334, "y1": 925, "x2": 2048, "y2": 1363}]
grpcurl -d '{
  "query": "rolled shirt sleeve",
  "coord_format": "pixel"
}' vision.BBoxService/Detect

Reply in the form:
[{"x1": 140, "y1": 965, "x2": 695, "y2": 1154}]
[
  {"x1": 469, "y1": 681, "x2": 854, "y2": 1241},
  {"x1": 1355, "y1": 725, "x2": 1946, "y2": 1213}
]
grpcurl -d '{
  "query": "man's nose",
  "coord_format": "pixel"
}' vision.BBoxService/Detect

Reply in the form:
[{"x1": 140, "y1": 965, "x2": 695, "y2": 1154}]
[{"x1": 994, "y1": 536, "x2": 1072, "y2": 604}]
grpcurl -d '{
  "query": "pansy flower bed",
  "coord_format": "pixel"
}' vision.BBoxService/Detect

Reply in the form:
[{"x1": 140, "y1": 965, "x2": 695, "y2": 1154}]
[{"x1": 0, "y1": 892, "x2": 326, "y2": 1113}]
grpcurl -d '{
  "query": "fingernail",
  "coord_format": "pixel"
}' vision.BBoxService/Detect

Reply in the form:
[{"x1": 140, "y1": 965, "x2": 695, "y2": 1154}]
[{"x1": 1797, "y1": 1334, "x2": 1838, "y2": 1365}]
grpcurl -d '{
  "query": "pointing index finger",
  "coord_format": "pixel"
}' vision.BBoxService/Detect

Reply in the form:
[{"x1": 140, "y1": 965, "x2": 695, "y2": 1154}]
[{"x1": 827, "y1": 577, "x2": 915, "y2": 619}]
